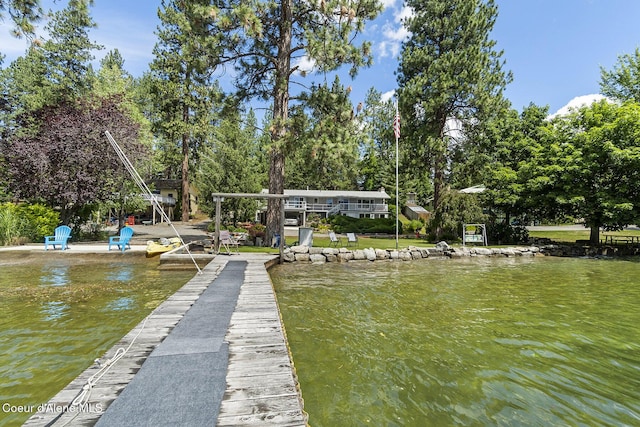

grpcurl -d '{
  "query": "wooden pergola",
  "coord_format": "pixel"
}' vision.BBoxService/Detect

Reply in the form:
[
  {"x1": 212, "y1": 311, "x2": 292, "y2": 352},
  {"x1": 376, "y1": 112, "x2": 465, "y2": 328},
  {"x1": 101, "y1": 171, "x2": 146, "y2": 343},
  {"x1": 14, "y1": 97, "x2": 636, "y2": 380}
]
[{"x1": 211, "y1": 192, "x2": 287, "y2": 262}]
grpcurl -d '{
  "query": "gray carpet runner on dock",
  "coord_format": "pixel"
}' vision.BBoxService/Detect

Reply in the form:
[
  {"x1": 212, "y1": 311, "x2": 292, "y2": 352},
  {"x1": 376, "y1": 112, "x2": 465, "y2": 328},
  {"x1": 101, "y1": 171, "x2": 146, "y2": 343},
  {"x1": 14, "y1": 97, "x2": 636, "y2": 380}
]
[{"x1": 96, "y1": 261, "x2": 247, "y2": 427}]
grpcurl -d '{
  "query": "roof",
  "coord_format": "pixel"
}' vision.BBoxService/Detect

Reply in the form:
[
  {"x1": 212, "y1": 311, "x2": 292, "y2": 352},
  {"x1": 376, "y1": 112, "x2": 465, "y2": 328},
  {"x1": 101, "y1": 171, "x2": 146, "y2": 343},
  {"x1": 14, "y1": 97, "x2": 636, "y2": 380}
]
[
  {"x1": 261, "y1": 189, "x2": 391, "y2": 199},
  {"x1": 405, "y1": 204, "x2": 430, "y2": 214},
  {"x1": 459, "y1": 185, "x2": 486, "y2": 194}
]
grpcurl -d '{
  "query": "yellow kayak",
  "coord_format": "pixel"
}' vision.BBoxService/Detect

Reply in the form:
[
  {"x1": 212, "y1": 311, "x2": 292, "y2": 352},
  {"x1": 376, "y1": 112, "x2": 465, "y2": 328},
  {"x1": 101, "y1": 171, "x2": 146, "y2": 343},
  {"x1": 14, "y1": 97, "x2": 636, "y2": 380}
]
[{"x1": 146, "y1": 237, "x2": 182, "y2": 257}]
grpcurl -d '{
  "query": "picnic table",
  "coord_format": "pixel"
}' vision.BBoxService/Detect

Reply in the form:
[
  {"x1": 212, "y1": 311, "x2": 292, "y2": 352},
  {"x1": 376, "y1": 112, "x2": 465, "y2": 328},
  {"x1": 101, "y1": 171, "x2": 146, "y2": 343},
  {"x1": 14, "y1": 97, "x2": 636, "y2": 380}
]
[{"x1": 602, "y1": 234, "x2": 640, "y2": 246}]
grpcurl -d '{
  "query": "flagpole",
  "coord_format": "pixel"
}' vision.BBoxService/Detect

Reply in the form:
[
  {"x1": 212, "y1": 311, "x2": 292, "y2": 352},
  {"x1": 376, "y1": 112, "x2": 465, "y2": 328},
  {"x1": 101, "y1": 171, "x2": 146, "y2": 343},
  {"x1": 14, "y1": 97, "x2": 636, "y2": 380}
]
[{"x1": 394, "y1": 101, "x2": 400, "y2": 251}]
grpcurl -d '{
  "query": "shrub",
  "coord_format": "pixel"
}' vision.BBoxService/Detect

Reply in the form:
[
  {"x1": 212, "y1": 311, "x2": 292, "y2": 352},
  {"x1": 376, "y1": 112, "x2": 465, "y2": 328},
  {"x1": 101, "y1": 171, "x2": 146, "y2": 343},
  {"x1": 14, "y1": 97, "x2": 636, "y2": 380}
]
[
  {"x1": 329, "y1": 215, "x2": 402, "y2": 234},
  {"x1": 0, "y1": 203, "x2": 25, "y2": 245},
  {"x1": 17, "y1": 203, "x2": 60, "y2": 241}
]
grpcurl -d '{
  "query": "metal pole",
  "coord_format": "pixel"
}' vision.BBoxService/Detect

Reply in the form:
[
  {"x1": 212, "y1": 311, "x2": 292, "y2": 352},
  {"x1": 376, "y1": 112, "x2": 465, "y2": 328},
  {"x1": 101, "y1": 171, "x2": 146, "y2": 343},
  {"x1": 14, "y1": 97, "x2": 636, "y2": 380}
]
[{"x1": 395, "y1": 101, "x2": 399, "y2": 251}]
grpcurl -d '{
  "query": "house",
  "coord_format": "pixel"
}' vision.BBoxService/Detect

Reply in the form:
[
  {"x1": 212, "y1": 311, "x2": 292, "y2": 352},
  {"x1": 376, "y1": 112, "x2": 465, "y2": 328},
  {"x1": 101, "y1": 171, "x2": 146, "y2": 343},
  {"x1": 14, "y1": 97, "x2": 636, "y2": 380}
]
[
  {"x1": 403, "y1": 192, "x2": 430, "y2": 222},
  {"x1": 144, "y1": 179, "x2": 201, "y2": 223},
  {"x1": 260, "y1": 188, "x2": 391, "y2": 226}
]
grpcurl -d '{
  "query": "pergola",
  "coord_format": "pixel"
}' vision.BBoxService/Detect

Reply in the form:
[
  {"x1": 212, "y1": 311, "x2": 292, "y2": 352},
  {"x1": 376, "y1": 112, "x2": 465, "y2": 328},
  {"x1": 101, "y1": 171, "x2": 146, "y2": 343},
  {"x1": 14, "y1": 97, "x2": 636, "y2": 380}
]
[{"x1": 211, "y1": 192, "x2": 287, "y2": 262}]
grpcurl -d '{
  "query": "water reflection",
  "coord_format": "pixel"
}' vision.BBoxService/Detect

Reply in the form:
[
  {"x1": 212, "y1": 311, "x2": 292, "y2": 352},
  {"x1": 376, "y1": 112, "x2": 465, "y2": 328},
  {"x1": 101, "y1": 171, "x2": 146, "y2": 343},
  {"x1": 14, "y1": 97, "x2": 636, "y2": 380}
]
[
  {"x1": 41, "y1": 301, "x2": 69, "y2": 321},
  {"x1": 40, "y1": 266, "x2": 69, "y2": 287},
  {"x1": 105, "y1": 296, "x2": 135, "y2": 311},
  {"x1": 106, "y1": 265, "x2": 133, "y2": 282}
]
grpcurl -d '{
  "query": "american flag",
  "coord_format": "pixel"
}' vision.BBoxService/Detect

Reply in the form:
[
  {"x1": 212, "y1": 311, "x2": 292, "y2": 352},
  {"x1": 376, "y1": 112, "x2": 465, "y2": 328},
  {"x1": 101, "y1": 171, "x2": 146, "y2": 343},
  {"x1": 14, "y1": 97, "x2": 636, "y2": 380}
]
[{"x1": 393, "y1": 107, "x2": 400, "y2": 139}]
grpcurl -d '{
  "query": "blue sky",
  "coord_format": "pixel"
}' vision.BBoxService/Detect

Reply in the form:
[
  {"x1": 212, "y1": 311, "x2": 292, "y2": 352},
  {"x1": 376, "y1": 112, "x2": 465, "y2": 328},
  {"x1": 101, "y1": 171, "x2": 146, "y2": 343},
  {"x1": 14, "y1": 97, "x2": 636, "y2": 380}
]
[{"x1": 2, "y1": 0, "x2": 640, "y2": 116}]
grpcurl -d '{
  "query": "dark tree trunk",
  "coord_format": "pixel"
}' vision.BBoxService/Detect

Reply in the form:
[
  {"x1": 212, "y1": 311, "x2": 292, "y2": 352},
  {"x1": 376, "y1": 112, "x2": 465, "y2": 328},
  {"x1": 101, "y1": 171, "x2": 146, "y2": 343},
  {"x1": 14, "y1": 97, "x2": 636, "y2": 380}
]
[
  {"x1": 266, "y1": 0, "x2": 292, "y2": 244},
  {"x1": 181, "y1": 100, "x2": 190, "y2": 222},
  {"x1": 590, "y1": 225, "x2": 600, "y2": 245}
]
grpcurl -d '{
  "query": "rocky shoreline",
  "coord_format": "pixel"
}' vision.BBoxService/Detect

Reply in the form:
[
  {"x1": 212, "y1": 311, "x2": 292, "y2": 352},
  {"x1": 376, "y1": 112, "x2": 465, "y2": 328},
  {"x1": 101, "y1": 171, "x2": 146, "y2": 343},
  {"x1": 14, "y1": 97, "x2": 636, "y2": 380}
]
[
  {"x1": 281, "y1": 241, "x2": 640, "y2": 263},
  {"x1": 282, "y1": 242, "x2": 543, "y2": 263}
]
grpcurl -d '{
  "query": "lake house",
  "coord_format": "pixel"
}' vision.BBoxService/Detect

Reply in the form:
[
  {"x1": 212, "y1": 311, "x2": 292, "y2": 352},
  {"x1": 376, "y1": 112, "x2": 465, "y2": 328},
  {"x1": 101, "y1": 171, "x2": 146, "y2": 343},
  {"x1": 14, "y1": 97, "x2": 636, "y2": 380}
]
[{"x1": 261, "y1": 188, "x2": 391, "y2": 226}]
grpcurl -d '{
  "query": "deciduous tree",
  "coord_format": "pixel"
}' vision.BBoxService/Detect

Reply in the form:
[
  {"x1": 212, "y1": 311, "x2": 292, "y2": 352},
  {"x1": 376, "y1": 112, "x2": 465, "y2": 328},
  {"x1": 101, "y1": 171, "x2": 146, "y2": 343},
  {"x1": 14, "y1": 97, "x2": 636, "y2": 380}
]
[{"x1": 2, "y1": 96, "x2": 146, "y2": 224}]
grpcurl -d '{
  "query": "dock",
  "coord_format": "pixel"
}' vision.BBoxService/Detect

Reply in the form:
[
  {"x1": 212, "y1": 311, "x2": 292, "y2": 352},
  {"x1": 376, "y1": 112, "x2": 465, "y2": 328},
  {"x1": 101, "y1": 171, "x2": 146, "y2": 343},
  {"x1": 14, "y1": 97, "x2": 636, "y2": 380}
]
[{"x1": 24, "y1": 254, "x2": 307, "y2": 426}]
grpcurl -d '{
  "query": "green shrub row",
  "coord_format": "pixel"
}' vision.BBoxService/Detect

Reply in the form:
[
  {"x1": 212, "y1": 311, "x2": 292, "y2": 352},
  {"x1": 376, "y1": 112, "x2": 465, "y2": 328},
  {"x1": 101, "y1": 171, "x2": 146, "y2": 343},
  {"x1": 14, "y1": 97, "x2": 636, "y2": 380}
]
[{"x1": 329, "y1": 215, "x2": 403, "y2": 234}]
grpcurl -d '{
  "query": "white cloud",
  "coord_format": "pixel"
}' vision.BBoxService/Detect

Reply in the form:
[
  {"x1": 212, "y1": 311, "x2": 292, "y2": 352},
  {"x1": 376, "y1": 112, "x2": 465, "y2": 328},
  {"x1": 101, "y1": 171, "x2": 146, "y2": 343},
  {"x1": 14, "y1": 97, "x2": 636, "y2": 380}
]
[
  {"x1": 381, "y1": 90, "x2": 396, "y2": 103},
  {"x1": 293, "y1": 55, "x2": 316, "y2": 75},
  {"x1": 548, "y1": 94, "x2": 608, "y2": 119}
]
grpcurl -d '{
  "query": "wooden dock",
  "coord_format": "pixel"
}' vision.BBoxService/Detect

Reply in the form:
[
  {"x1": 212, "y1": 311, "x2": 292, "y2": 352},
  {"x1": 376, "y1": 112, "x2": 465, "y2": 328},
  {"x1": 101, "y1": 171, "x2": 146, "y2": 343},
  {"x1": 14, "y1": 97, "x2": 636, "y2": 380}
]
[{"x1": 24, "y1": 254, "x2": 307, "y2": 426}]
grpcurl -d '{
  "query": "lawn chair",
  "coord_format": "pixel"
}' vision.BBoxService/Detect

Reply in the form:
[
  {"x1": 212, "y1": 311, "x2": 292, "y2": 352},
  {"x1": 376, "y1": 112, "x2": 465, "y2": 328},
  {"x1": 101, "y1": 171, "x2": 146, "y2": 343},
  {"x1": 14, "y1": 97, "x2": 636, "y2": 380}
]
[
  {"x1": 108, "y1": 226, "x2": 134, "y2": 253},
  {"x1": 44, "y1": 225, "x2": 72, "y2": 250},
  {"x1": 218, "y1": 230, "x2": 239, "y2": 255},
  {"x1": 329, "y1": 231, "x2": 341, "y2": 247},
  {"x1": 346, "y1": 232, "x2": 358, "y2": 248}
]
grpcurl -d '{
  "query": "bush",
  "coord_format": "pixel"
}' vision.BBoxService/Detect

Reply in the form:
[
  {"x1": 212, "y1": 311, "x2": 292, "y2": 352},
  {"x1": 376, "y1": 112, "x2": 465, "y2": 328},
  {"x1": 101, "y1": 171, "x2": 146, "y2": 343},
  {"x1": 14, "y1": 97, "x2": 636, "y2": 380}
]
[
  {"x1": 0, "y1": 203, "x2": 61, "y2": 245},
  {"x1": 18, "y1": 203, "x2": 60, "y2": 241},
  {"x1": 404, "y1": 219, "x2": 423, "y2": 234},
  {"x1": 487, "y1": 222, "x2": 529, "y2": 245},
  {"x1": 0, "y1": 203, "x2": 25, "y2": 245},
  {"x1": 329, "y1": 215, "x2": 402, "y2": 234}
]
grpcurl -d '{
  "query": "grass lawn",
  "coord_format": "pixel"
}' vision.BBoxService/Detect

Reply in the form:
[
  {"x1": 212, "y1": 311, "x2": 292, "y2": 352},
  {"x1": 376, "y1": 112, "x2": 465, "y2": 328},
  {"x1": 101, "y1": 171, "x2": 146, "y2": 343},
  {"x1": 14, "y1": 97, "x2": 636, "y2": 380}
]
[
  {"x1": 235, "y1": 228, "x2": 640, "y2": 253},
  {"x1": 529, "y1": 228, "x2": 640, "y2": 243}
]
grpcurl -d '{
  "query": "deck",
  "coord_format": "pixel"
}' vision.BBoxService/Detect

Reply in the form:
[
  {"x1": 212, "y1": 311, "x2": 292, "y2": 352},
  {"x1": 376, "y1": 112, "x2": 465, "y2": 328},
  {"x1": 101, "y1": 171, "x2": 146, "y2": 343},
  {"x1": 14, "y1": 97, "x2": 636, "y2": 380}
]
[{"x1": 24, "y1": 254, "x2": 307, "y2": 426}]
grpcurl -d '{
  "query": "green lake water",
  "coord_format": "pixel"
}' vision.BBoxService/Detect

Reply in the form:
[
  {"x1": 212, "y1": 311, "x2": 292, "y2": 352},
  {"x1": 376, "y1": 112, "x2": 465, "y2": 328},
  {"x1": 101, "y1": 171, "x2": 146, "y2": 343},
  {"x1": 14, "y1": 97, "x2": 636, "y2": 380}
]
[
  {"x1": 0, "y1": 251, "x2": 194, "y2": 427},
  {"x1": 270, "y1": 256, "x2": 640, "y2": 426}
]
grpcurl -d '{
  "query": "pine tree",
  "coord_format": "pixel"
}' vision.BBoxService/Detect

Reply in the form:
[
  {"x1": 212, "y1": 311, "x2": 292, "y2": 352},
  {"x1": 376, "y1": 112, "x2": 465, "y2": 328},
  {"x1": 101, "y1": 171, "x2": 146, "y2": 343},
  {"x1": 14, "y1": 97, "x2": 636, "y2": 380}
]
[
  {"x1": 149, "y1": 0, "x2": 222, "y2": 221},
  {"x1": 396, "y1": 0, "x2": 511, "y2": 238},
  {"x1": 209, "y1": 0, "x2": 382, "y2": 241}
]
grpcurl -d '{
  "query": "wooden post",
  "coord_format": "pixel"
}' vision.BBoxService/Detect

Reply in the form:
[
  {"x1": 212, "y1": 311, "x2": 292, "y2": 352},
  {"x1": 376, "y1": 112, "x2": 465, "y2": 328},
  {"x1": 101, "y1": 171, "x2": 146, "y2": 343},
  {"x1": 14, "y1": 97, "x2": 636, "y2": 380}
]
[{"x1": 215, "y1": 197, "x2": 222, "y2": 253}]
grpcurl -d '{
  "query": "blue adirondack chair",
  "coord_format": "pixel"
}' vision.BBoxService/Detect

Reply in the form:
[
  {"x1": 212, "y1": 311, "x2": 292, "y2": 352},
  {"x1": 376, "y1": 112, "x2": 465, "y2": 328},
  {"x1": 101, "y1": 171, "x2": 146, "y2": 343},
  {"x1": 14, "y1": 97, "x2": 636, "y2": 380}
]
[
  {"x1": 44, "y1": 225, "x2": 72, "y2": 250},
  {"x1": 109, "y1": 226, "x2": 134, "y2": 253}
]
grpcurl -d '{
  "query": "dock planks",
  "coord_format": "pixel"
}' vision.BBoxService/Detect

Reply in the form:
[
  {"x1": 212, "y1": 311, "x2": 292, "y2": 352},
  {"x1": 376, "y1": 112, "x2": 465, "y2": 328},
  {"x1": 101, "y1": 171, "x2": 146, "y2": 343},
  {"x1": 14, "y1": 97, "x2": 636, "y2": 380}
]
[{"x1": 24, "y1": 254, "x2": 307, "y2": 426}]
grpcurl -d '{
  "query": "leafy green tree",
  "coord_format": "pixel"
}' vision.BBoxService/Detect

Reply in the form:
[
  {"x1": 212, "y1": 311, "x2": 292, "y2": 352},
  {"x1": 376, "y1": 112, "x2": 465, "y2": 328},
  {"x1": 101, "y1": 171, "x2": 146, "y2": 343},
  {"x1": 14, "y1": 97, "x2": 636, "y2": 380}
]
[
  {"x1": 481, "y1": 104, "x2": 552, "y2": 225},
  {"x1": 209, "y1": 0, "x2": 383, "y2": 241},
  {"x1": 0, "y1": 0, "x2": 100, "y2": 129},
  {"x1": 40, "y1": 0, "x2": 101, "y2": 102},
  {"x1": 396, "y1": 0, "x2": 511, "y2": 238},
  {"x1": 600, "y1": 47, "x2": 640, "y2": 103},
  {"x1": 358, "y1": 88, "x2": 397, "y2": 193},
  {"x1": 550, "y1": 101, "x2": 640, "y2": 243},
  {"x1": 148, "y1": 0, "x2": 221, "y2": 222}
]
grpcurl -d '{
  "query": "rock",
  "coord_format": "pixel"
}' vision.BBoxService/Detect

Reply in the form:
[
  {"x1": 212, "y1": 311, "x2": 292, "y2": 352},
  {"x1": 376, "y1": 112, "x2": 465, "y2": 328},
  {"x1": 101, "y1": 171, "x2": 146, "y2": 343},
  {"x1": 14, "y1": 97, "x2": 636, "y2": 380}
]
[
  {"x1": 474, "y1": 247, "x2": 493, "y2": 256},
  {"x1": 325, "y1": 254, "x2": 337, "y2": 262},
  {"x1": 283, "y1": 252, "x2": 295, "y2": 262},
  {"x1": 337, "y1": 252, "x2": 354, "y2": 262},
  {"x1": 399, "y1": 250, "x2": 413, "y2": 261},
  {"x1": 309, "y1": 246, "x2": 324, "y2": 255},
  {"x1": 322, "y1": 248, "x2": 339, "y2": 256},
  {"x1": 436, "y1": 241, "x2": 450, "y2": 250},
  {"x1": 291, "y1": 245, "x2": 309, "y2": 254},
  {"x1": 411, "y1": 250, "x2": 423, "y2": 260},
  {"x1": 389, "y1": 250, "x2": 399, "y2": 260},
  {"x1": 353, "y1": 250, "x2": 366, "y2": 260},
  {"x1": 309, "y1": 254, "x2": 326, "y2": 263},
  {"x1": 375, "y1": 249, "x2": 389, "y2": 260},
  {"x1": 363, "y1": 248, "x2": 377, "y2": 261},
  {"x1": 294, "y1": 253, "x2": 310, "y2": 262}
]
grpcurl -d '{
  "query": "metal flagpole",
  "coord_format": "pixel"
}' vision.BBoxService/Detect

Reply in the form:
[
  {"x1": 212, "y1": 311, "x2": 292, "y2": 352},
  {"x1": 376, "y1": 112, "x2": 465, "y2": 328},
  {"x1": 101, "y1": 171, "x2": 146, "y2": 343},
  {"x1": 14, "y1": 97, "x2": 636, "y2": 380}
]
[{"x1": 394, "y1": 101, "x2": 400, "y2": 251}]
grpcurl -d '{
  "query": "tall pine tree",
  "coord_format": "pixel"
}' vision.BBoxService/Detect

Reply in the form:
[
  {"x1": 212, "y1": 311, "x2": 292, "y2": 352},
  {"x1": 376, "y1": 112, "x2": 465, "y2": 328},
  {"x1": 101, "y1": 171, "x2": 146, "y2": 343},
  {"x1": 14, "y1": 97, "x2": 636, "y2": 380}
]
[
  {"x1": 209, "y1": 0, "x2": 382, "y2": 241},
  {"x1": 396, "y1": 0, "x2": 511, "y2": 238},
  {"x1": 149, "y1": 0, "x2": 222, "y2": 221}
]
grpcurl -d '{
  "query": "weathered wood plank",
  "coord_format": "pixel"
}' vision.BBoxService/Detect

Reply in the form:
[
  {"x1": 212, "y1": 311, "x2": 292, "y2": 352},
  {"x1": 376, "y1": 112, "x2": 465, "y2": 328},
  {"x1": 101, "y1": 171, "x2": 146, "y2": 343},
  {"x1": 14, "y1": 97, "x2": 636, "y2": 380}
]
[{"x1": 217, "y1": 257, "x2": 307, "y2": 426}]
